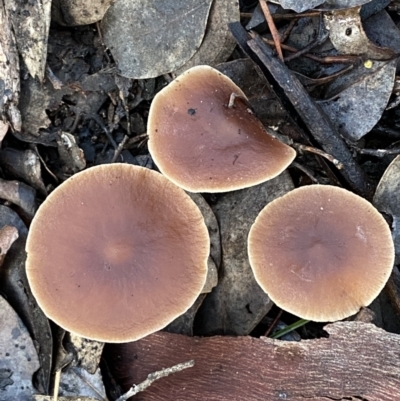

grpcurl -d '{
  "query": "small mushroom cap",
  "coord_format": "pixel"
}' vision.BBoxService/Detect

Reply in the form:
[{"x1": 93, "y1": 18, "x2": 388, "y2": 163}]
[
  {"x1": 248, "y1": 185, "x2": 395, "y2": 322},
  {"x1": 26, "y1": 164, "x2": 209, "y2": 342},
  {"x1": 148, "y1": 65, "x2": 296, "y2": 193}
]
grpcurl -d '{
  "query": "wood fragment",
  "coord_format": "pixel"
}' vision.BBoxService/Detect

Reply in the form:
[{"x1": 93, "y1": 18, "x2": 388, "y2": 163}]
[{"x1": 105, "y1": 322, "x2": 400, "y2": 401}]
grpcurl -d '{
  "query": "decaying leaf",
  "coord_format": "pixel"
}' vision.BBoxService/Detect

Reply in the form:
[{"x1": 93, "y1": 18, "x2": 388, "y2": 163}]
[
  {"x1": 363, "y1": 10, "x2": 400, "y2": 55},
  {"x1": 0, "y1": 178, "x2": 36, "y2": 218},
  {"x1": 56, "y1": 132, "x2": 86, "y2": 175},
  {"x1": 0, "y1": 205, "x2": 52, "y2": 394},
  {"x1": 0, "y1": 148, "x2": 47, "y2": 195},
  {"x1": 0, "y1": 225, "x2": 18, "y2": 265},
  {"x1": 101, "y1": 0, "x2": 213, "y2": 78},
  {"x1": 105, "y1": 322, "x2": 400, "y2": 401},
  {"x1": 174, "y1": 0, "x2": 239, "y2": 74},
  {"x1": 34, "y1": 397, "x2": 99, "y2": 401},
  {"x1": 373, "y1": 155, "x2": 400, "y2": 264},
  {"x1": 0, "y1": 294, "x2": 40, "y2": 401},
  {"x1": 51, "y1": 0, "x2": 113, "y2": 26},
  {"x1": 324, "y1": 6, "x2": 395, "y2": 60},
  {"x1": 5, "y1": 0, "x2": 51, "y2": 81},
  {"x1": 0, "y1": 2, "x2": 20, "y2": 132},
  {"x1": 269, "y1": 0, "x2": 325, "y2": 13},
  {"x1": 65, "y1": 334, "x2": 104, "y2": 375},
  {"x1": 58, "y1": 367, "x2": 107, "y2": 400},
  {"x1": 318, "y1": 59, "x2": 397, "y2": 141},
  {"x1": 195, "y1": 172, "x2": 294, "y2": 336}
]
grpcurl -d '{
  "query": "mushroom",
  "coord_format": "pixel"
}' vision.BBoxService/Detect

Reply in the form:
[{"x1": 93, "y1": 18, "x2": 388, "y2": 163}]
[
  {"x1": 248, "y1": 185, "x2": 395, "y2": 322},
  {"x1": 148, "y1": 65, "x2": 296, "y2": 193},
  {"x1": 26, "y1": 164, "x2": 209, "y2": 342}
]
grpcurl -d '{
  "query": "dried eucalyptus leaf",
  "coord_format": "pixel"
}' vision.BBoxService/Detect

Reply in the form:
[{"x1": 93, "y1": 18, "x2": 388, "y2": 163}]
[
  {"x1": 269, "y1": 0, "x2": 325, "y2": 13},
  {"x1": 195, "y1": 171, "x2": 294, "y2": 336},
  {"x1": 0, "y1": 3, "x2": 20, "y2": 132},
  {"x1": 319, "y1": 0, "x2": 387, "y2": 11},
  {"x1": 323, "y1": 6, "x2": 395, "y2": 60},
  {"x1": 101, "y1": 0, "x2": 213, "y2": 79},
  {"x1": 174, "y1": 0, "x2": 239, "y2": 74},
  {"x1": 0, "y1": 294, "x2": 40, "y2": 401},
  {"x1": 318, "y1": 59, "x2": 396, "y2": 141},
  {"x1": 52, "y1": 0, "x2": 113, "y2": 26},
  {"x1": 5, "y1": 0, "x2": 51, "y2": 81},
  {"x1": 0, "y1": 205, "x2": 52, "y2": 394},
  {"x1": 373, "y1": 155, "x2": 400, "y2": 264}
]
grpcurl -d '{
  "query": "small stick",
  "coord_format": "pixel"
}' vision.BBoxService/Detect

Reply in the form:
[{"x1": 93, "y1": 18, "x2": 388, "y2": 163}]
[
  {"x1": 353, "y1": 147, "x2": 400, "y2": 157},
  {"x1": 53, "y1": 370, "x2": 61, "y2": 401},
  {"x1": 228, "y1": 92, "x2": 253, "y2": 110},
  {"x1": 285, "y1": 15, "x2": 328, "y2": 62},
  {"x1": 116, "y1": 360, "x2": 195, "y2": 401},
  {"x1": 91, "y1": 114, "x2": 118, "y2": 149},
  {"x1": 289, "y1": 161, "x2": 319, "y2": 183},
  {"x1": 96, "y1": 21, "x2": 111, "y2": 63},
  {"x1": 281, "y1": 18, "x2": 298, "y2": 43},
  {"x1": 264, "y1": 310, "x2": 283, "y2": 337},
  {"x1": 262, "y1": 38, "x2": 359, "y2": 64},
  {"x1": 112, "y1": 135, "x2": 129, "y2": 163},
  {"x1": 259, "y1": 0, "x2": 284, "y2": 62},
  {"x1": 294, "y1": 143, "x2": 344, "y2": 169}
]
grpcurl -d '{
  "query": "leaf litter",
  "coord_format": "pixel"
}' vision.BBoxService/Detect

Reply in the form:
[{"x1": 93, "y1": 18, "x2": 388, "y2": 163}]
[{"x1": 1, "y1": 0, "x2": 400, "y2": 399}]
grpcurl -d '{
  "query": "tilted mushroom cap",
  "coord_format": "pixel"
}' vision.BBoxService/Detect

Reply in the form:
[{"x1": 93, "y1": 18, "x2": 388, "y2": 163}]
[
  {"x1": 248, "y1": 185, "x2": 395, "y2": 322},
  {"x1": 26, "y1": 164, "x2": 209, "y2": 342},
  {"x1": 148, "y1": 65, "x2": 296, "y2": 193}
]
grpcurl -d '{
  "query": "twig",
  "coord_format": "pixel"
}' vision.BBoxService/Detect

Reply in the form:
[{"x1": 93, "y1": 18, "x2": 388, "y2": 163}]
[
  {"x1": 264, "y1": 310, "x2": 283, "y2": 337},
  {"x1": 116, "y1": 360, "x2": 195, "y2": 401},
  {"x1": 96, "y1": 21, "x2": 111, "y2": 63},
  {"x1": 281, "y1": 18, "x2": 298, "y2": 43},
  {"x1": 259, "y1": 0, "x2": 284, "y2": 62},
  {"x1": 293, "y1": 143, "x2": 343, "y2": 169},
  {"x1": 353, "y1": 147, "x2": 400, "y2": 157},
  {"x1": 31, "y1": 144, "x2": 59, "y2": 183},
  {"x1": 124, "y1": 133, "x2": 149, "y2": 149},
  {"x1": 53, "y1": 370, "x2": 61, "y2": 401},
  {"x1": 228, "y1": 92, "x2": 253, "y2": 109},
  {"x1": 112, "y1": 135, "x2": 129, "y2": 163},
  {"x1": 289, "y1": 161, "x2": 319, "y2": 183},
  {"x1": 90, "y1": 114, "x2": 118, "y2": 149},
  {"x1": 46, "y1": 65, "x2": 63, "y2": 90},
  {"x1": 285, "y1": 15, "x2": 328, "y2": 62},
  {"x1": 262, "y1": 37, "x2": 359, "y2": 64}
]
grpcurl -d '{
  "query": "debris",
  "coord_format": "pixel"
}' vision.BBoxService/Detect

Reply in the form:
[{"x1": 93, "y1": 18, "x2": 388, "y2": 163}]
[
  {"x1": 323, "y1": 6, "x2": 395, "y2": 60},
  {"x1": 51, "y1": 0, "x2": 113, "y2": 26},
  {"x1": 0, "y1": 225, "x2": 18, "y2": 266},
  {"x1": 5, "y1": 0, "x2": 51, "y2": 81},
  {"x1": 0, "y1": 178, "x2": 36, "y2": 218},
  {"x1": 174, "y1": 0, "x2": 240, "y2": 74},
  {"x1": 101, "y1": 0, "x2": 213, "y2": 78},
  {"x1": 0, "y1": 294, "x2": 40, "y2": 401},
  {"x1": 105, "y1": 322, "x2": 400, "y2": 401},
  {"x1": 195, "y1": 171, "x2": 294, "y2": 336},
  {"x1": 318, "y1": 60, "x2": 397, "y2": 141}
]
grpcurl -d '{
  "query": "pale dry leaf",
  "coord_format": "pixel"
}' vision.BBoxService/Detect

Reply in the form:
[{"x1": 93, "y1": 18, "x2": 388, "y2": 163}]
[
  {"x1": 174, "y1": 0, "x2": 240, "y2": 74},
  {"x1": 318, "y1": 59, "x2": 397, "y2": 141},
  {"x1": 51, "y1": 0, "x2": 113, "y2": 26},
  {"x1": 101, "y1": 0, "x2": 213, "y2": 79},
  {"x1": 323, "y1": 6, "x2": 395, "y2": 60},
  {"x1": 0, "y1": 294, "x2": 40, "y2": 401},
  {"x1": 0, "y1": 2, "x2": 20, "y2": 132},
  {"x1": 269, "y1": 0, "x2": 325, "y2": 12},
  {"x1": 5, "y1": 0, "x2": 51, "y2": 81},
  {"x1": 373, "y1": 155, "x2": 400, "y2": 264}
]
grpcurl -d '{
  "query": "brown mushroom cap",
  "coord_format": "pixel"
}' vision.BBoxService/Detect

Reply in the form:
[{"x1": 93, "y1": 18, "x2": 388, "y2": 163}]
[
  {"x1": 148, "y1": 65, "x2": 296, "y2": 193},
  {"x1": 248, "y1": 185, "x2": 394, "y2": 322},
  {"x1": 26, "y1": 164, "x2": 209, "y2": 342}
]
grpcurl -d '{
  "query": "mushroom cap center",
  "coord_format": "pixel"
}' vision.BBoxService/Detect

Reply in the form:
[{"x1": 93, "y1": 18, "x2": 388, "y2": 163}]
[{"x1": 104, "y1": 241, "x2": 134, "y2": 268}]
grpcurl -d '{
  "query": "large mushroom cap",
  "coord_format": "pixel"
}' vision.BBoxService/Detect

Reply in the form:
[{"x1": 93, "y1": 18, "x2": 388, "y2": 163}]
[
  {"x1": 148, "y1": 65, "x2": 296, "y2": 193},
  {"x1": 26, "y1": 164, "x2": 209, "y2": 342},
  {"x1": 248, "y1": 185, "x2": 394, "y2": 322}
]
